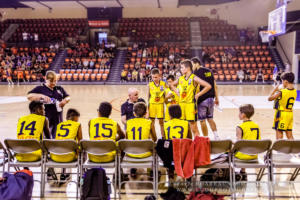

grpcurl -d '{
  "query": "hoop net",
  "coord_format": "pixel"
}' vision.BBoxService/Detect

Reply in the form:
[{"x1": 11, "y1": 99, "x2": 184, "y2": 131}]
[{"x1": 259, "y1": 30, "x2": 277, "y2": 43}]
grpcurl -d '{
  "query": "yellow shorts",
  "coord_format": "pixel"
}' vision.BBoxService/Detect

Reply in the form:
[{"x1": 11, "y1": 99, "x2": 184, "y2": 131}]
[
  {"x1": 179, "y1": 103, "x2": 197, "y2": 121},
  {"x1": 16, "y1": 149, "x2": 42, "y2": 162},
  {"x1": 88, "y1": 151, "x2": 116, "y2": 163},
  {"x1": 50, "y1": 152, "x2": 76, "y2": 163},
  {"x1": 127, "y1": 152, "x2": 152, "y2": 159},
  {"x1": 149, "y1": 103, "x2": 164, "y2": 119},
  {"x1": 273, "y1": 110, "x2": 293, "y2": 131}
]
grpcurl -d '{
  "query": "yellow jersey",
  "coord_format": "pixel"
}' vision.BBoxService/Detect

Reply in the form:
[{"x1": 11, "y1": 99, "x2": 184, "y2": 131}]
[
  {"x1": 149, "y1": 81, "x2": 166, "y2": 104},
  {"x1": 235, "y1": 120, "x2": 261, "y2": 160},
  {"x1": 165, "y1": 88, "x2": 179, "y2": 107},
  {"x1": 178, "y1": 74, "x2": 196, "y2": 103},
  {"x1": 51, "y1": 120, "x2": 81, "y2": 162},
  {"x1": 16, "y1": 114, "x2": 45, "y2": 162},
  {"x1": 164, "y1": 119, "x2": 189, "y2": 140},
  {"x1": 126, "y1": 118, "x2": 152, "y2": 158},
  {"x1": 89, "y1": 117, "x2": 118, "y2": 162},
  {"x1": 278, "y1": 88, "x2": 297, "y2": 112}
]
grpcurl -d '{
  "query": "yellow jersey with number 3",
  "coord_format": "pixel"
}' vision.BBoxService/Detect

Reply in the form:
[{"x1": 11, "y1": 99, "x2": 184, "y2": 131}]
[
  {"x1": 51, "y1": 120, "x2": 81, "y2": 163},
  {"x1": 16, "y1": 114, "x2": 45, "y2": 162},
  {"x1": 164, "y1": 119, "x2": 188, "y2": 140},
  {"x1": 278, "y1": 88, "x2": 297, "y2": 112},
  {"x1": 126, "y1": 118, "x2": 152, "y2": 158},
  {"x1": 178, "y1": 74, "x2": 196, "y2": 103},
  {"x1": 149, "y1": 81, "x2": 166, "y2": 104},
  {"x1": 235, "y1": 120, "x2": 261, "y2": 160},
  {"x1": 89, "y1": 117, "x2": 118, "y2": 163}
]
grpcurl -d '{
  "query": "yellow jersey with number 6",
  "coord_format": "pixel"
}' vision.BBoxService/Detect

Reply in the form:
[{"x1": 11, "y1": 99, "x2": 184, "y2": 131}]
[{"x1": 278, "y1": 88, "x2": 297, "y2": 112}]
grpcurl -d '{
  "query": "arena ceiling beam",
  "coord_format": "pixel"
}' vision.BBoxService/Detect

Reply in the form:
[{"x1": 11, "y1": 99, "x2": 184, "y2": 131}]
[
  {"x1": 115, "y1": 0, "x2": 123, "y2": 8},
  {"x1": 36, "y1": 1, "x2": 52, "y2": 9},
  {"x1": 76, "y1": 0, "x2": 87, "y2": 9}
]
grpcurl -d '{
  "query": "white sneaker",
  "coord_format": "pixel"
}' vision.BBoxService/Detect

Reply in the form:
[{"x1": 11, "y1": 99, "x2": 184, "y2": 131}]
[{"x1": 214, "y1": 135, "x2": 220, "y2": 140}]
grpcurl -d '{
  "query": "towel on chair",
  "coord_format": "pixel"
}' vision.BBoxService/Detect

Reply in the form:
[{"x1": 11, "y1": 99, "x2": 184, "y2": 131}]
[
  {"x1": 172, "y1": 138, "x2": 194, "y2": 179},
  {"x1": 194, "y1": 136, "x2": 211, "y2": 167}
]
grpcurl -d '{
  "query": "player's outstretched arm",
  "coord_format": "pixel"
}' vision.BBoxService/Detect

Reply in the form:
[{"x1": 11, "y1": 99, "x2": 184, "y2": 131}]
[
  {"x1": 169, "y1": 79, "x2": 179, "y2": 97},
  {"x1": 77, "y1": 124, "x2": 83, "y2": 142},
  {"x1": 214, "y1": 81, "x2": 219, "y2": 105},
  {"x1": 116, "y1": 124, "x2": 125, "y2": 141},
  {"x1": 268, "y1": 85, "x2": 281, "y2": 101},
  {"x1": 236, "y1": 126, "x2": 242, "y2": 140},
  {"x1": 194, "y1": 76, "x2": 212, "y2": 100}
]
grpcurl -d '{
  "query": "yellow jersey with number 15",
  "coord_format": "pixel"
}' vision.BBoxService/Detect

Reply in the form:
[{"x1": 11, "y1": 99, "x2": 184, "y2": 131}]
[
  {"x1": 89, "y1": 117, "x2": 118, "y2": 163},
  {"x1": 178, "y1": 74, "x2": 196, "y2": 103},
  {"x1": 149, "y1": 81, "x2": 166, "y2": 104},
  {"x1": 278, "y1": 88, "x2": 297, "y2": 112}
]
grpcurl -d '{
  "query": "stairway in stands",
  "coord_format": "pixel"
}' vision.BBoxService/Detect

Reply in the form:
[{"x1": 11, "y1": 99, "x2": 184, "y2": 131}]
[
  {"x1": 190, "y1": 21, "x2": 202, "y2": 47},
  {"x1": 1, "y1": 24, "x2": 19, "y2": 42},
  {"x1": 269, "y1": 47, "x2": 285, "y2": 70},
  {"x1": 107, "y1": 49, "x2": 127, "y2": 83},
  {"x1": 50, "y1": 50, "x2": 67, "y2": 73}
]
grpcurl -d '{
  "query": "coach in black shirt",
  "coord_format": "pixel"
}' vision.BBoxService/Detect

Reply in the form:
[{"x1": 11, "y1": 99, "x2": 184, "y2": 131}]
[
  {"x1": 192, "y1": 57, "x2": 220, "y2": 139},
  {"x1": 121, "y1": 87, "x2": 145, "y2": 126},
  {"x1": 27, "y1": 71, "x2": 70, "y2": 138}
]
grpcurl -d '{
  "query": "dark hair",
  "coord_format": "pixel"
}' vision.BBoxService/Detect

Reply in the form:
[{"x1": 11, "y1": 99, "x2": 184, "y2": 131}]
[
  {"x1": 180, "y1": 59, "x2": 193, "y2": 71},
  {"x1": 239, "y1": 104, "x2": 255, "y2": 119},
  {"x1": 167, "y1": 74, "x2": 175, "y2": 81},
  {"x1": 281, "y1": 72, "x2": 295, "y2": 83},
  {"x1": 133, "y1": 102, "x2": 147, "y2": 118},
  {"x1": 169, "y1": 104, "x2": 182, "y2": 119},
  {"x1": 151, "y1": 68, "x2": 160, "y2": 75},
  {"x1": 98, "y1": 102, "x2": 112, "y2": 118},
  {"x1": 66, "y1": 108, "x2": 80, "y2": 120},
  {"x1": 191, "y1": 57, "x2": 201, "y2": 65},
  {"x1": 29, "y1": 101, "x2": 43, "y2": 113}
]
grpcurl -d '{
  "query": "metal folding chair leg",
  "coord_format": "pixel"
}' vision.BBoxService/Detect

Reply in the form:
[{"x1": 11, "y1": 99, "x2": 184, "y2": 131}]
[
  {"x1": 256, "y1": 168, "x2": 265, "y2": 181},
  {"x1": 290, "y1": 168, "x2": 300, "y2": 181}
]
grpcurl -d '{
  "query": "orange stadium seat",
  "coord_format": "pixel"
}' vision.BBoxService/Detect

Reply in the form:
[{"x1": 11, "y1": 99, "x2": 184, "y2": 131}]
[
  {"x1": 96, "y1": 74, "x2": 102, "y2": 81},
  {"x1": 73, "y1": 73, "x2": 79, "y2": 81},
  {"x1": 79, "y1": 73, "x2": 84, "y2": 81},
  {"x1": 67, "y1": 74, "x2": 72, "y2": 81}
]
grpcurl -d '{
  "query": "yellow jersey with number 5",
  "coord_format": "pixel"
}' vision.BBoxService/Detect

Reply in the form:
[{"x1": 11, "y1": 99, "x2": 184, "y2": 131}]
[{"x1": 278, "y1": 88, "x2": 297, "y2": 112}]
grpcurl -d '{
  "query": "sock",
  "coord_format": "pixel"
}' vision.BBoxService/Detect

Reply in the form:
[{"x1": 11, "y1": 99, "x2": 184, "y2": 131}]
[{"x1": 213, "y1": 131, "x2": 219, "y2": 138}]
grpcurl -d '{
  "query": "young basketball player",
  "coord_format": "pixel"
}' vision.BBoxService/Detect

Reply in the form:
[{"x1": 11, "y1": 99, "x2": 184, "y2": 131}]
[
  {"x1": 164, "y1": 75, "x2": 179, "y2": 122},
  {"x1": 170, "y1": 60, "x2": 211, "y2": 136},
  {"x1": 164, "y1": 104, "x2": 192, "y2": 140},
  {"x1": 126, "y1": 102, "x2": 157, "y2": 158},
  {"x1": 16, "y1": 101, "x2": 51, "y2": 162},
  {"x1": 235, "y1": 104, "x2": 261, "y2": 176},
  {"x1": 51, "y1": 108, "x2": 82, "y2": 181},
  {"x1": 268, "y1": 72, "x2": 297, "y2": 139},
  {"x1": 88, "y1": 102, "x2": 125, "y2": 162},
  {"x1": 148, "y1": 68, "x2": 166, "y2": 137}
]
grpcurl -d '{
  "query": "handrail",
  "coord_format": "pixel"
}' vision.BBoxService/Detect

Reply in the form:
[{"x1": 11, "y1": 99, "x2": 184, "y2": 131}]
[{"x1": 277, "y1": 38, "x2": 292, "y2": 66}]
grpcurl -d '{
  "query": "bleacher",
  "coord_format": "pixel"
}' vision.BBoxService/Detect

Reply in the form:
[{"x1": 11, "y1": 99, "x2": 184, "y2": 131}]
[
  {"x1": 117, "y1": 17, "x2": 190, "y2": 42},
  {"x1": 202, "y1": 45, "x2": 275, "y2": 82},
  {"x1": 58, "y1": 43, "x2": 115, "y2": 82},
  {"x1": 5, "y1": 18, "x2": 87, "y2": 43}
]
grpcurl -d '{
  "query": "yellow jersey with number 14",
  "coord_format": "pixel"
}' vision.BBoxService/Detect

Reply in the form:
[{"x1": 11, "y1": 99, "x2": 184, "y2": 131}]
[
  {"x1": 178, "y1": 74, "x2": 196, "y2": 103},
  {"x1": 16, "y1": 114, "x2": 45, "y2": 162},
  {"x1": 278, "y1": 88, "x2": 297, "y2": 112},
  {"x1": 149, "y1": 81, "x2": 166, "y2": 104}
]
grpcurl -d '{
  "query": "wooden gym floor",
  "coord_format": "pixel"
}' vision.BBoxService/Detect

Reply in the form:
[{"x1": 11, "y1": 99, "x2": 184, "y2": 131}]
[{"x1": 0, "y1": 84, "x2": 300, "y2": 199}]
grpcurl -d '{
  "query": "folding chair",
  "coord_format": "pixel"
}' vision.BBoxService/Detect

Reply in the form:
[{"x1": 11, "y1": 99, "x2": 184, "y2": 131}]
[
  {"x1": 80, "y1": 140, "x2": 118, "y2": 199},
  {"x1": 269, "y1": 140, "x2": 300, "y2": 182},
  {"x1": 118, "y1": 140, "x2": 157, "y2": 198},
  {"x1": 4, "y1": 139, "x2": 45, "y2": 197},
  {"x1": 231, "y1": 139, "x2": 272, "y2": 196},
  {"x1": 42, "y1": 139, "x2": 80, "y2": 198},
  {"x1": 194, "y1": 140, "x2": 233, "y2": 191},
  {"x1": 0, "y1": 141, "x2": 7, "y2": 174}
]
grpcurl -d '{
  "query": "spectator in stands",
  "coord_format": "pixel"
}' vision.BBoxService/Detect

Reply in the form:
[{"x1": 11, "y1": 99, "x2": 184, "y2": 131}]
[
  {"x1": 83, "y1": 59, "x2": 89, "y2": 68},
  {"x1": 237, "y1": 68, "x2": 245, "y2": 83},
  {"x1": 244, "y1": 69, "x2": 251, "y2": 81},
  {"x1": 132, "y1": 69, "x2": 138, "y2": 82},
  {"x1": 121, "y1": 69, "x2": 128, "y2": 82},
  {"x1": 256, "y1": 68, "x2": 264, "y2": 83},
  {"x1": 127, "y1": 71, "x2": 132, "y2": 81},
  {"x1": 221, "y1": 53, "x2": 227, "y2": 63}
]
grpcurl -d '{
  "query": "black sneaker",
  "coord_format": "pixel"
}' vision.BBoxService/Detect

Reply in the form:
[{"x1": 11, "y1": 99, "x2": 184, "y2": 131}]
[
  {"x1": 130, "y1": 168, "x2": 137, "y2": 179},
  {"x1": 60, "y1": 173, "x2": 71, "y2": 183}
]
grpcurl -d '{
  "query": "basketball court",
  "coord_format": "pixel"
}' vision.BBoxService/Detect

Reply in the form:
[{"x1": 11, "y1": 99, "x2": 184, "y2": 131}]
[{"x1": 1, "y1": 84, "x2": 300, "y2": 199}]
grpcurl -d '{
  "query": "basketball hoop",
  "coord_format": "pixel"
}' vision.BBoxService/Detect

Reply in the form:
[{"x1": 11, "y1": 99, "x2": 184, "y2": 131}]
[{"x1": 259, "y1": 30, "x2": 277, "y2": 43}]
